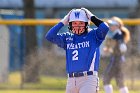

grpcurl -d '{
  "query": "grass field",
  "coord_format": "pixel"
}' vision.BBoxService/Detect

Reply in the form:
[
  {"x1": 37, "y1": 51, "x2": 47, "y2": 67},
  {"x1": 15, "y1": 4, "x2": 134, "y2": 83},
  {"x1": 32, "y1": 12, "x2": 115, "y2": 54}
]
[
  {"x1": 0, "y1": 72, "x2": 139, "y2": 93},
  {"x1": 0, "y1": 90, "x2": 139, "y2": 93}
]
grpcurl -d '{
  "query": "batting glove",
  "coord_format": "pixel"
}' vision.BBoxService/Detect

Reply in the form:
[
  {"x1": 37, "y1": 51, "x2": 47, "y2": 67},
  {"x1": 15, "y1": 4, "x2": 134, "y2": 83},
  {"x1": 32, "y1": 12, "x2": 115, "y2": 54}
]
[
  {"x1": 81, "y1": 7, "x2": 94, "y2": 20},
  {"x1": 60, "y1": 9, "x2": 73, "y2": 25}
]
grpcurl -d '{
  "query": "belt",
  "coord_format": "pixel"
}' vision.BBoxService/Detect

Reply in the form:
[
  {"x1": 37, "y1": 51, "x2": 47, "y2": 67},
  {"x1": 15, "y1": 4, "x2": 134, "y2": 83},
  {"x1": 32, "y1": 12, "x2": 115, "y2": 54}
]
[{"x1": 68, "y1": 71, "x2": 98, "y2": 78}]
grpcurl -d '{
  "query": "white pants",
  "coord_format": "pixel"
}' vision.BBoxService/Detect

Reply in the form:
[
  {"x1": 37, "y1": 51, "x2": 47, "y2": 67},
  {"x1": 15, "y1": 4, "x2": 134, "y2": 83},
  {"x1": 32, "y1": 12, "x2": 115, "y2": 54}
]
[{"x1": 66, "y1": 75, "x2": 99, "y2": 93}]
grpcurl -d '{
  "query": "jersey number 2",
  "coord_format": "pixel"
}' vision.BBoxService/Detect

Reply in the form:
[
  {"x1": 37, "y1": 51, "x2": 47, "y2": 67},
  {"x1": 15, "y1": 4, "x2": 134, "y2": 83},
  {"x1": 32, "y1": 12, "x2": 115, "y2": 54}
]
[{"x1": 72, "y1": 50, "x2": 78, "y2": 61}]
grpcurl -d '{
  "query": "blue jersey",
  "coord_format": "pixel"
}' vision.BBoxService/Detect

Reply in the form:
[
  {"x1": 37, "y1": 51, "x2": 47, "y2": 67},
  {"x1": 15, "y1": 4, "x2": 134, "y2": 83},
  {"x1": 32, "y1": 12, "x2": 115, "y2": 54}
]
[{"x1": 46, "y1": 22, "x2": 109, "y2": 73}]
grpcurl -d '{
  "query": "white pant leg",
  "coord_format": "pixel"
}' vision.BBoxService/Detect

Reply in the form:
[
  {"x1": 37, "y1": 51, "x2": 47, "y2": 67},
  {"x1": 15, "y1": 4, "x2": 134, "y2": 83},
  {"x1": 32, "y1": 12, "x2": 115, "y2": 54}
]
[
  {"x1": 120, "y1": 86, "x2": 129, "y2": 93},
  {"x1": 79, "y1": 75, "x2": 99, "y2": 93},
  {"x1": 66, "y1": 77, "x2": 78, "y2": 93},
  {"x1": 104, "y1": 84, "x2": 113, "y2": 93}
]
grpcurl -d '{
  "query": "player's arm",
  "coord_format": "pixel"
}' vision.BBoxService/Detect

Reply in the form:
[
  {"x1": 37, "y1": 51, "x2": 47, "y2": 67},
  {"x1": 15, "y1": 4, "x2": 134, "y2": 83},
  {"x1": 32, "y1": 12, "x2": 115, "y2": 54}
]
[
  {"x1": 45, "y1": 22, "x2": 64, "y2": 42},
  {"x1": 81, "y1": 8, "x2": 109, "y2": 40},
  {"x1": 113, "y1": 33, "x2": 127, "y2": 53},
  {"x1": 91, "y1": 16, "x2": 109, "y2": 40},
  {"x1": 45, "y1": 22, "x2": 66, "y2": 48},
  {"x1": 45, "y1": 11, "x2": 71, "y2": 48}
]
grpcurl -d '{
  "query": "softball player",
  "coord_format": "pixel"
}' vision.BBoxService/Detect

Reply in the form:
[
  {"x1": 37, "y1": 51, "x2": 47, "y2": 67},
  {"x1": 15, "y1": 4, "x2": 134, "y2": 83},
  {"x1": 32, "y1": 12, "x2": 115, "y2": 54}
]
[
  {"x1": 103, "y1": 17, "x2": 130, "y2": 93},
  {"x1": 45, "y1": 8, "x2": 109, "y2": 93}
]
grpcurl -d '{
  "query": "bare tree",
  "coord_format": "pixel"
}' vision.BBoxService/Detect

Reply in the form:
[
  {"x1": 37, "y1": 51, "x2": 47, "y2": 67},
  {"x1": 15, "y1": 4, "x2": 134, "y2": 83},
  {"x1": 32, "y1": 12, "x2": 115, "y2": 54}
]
[{"x1": 22, "y1": 0, "x2": 40, "y2": 83}]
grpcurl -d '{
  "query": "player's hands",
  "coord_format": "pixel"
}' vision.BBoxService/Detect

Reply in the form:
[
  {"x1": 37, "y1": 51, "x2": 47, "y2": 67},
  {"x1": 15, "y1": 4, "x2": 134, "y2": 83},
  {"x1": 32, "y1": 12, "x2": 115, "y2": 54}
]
[
  {"x1": 103, "y1": 47, "x2": 113, "y2": 53},
  {"x1": 60, "y1": 14, "x2": 69, "y2": 25},
  {"x1": 60, "y1": 9, "x2": 73, "y2": 25},
  {"x1": 81, "y1": 7, "x2": 94, "y2": 19}
]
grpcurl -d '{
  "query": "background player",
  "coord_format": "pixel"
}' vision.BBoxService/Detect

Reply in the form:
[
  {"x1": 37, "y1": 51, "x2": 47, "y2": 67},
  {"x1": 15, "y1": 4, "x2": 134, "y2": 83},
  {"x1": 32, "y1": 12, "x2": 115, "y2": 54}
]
[
  {"x1": 103, "y1": 16, "x2": 130, "y2": 93},
  {"x1": 45, "y1": 8, "x2": 109, "y2": 93}
]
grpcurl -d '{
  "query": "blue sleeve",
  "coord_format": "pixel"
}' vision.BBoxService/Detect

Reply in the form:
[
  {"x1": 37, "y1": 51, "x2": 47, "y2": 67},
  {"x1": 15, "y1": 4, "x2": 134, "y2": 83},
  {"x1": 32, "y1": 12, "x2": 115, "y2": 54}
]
[
  {"x1": 95, "y1": 22, "x2": 109, "y2": 41},
  {"x1": 45, "y1": 22, "x2": 66, "y2": 49},
  {"x1": 90, "y1": 22, "x2": 109, "y2": 47}
]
